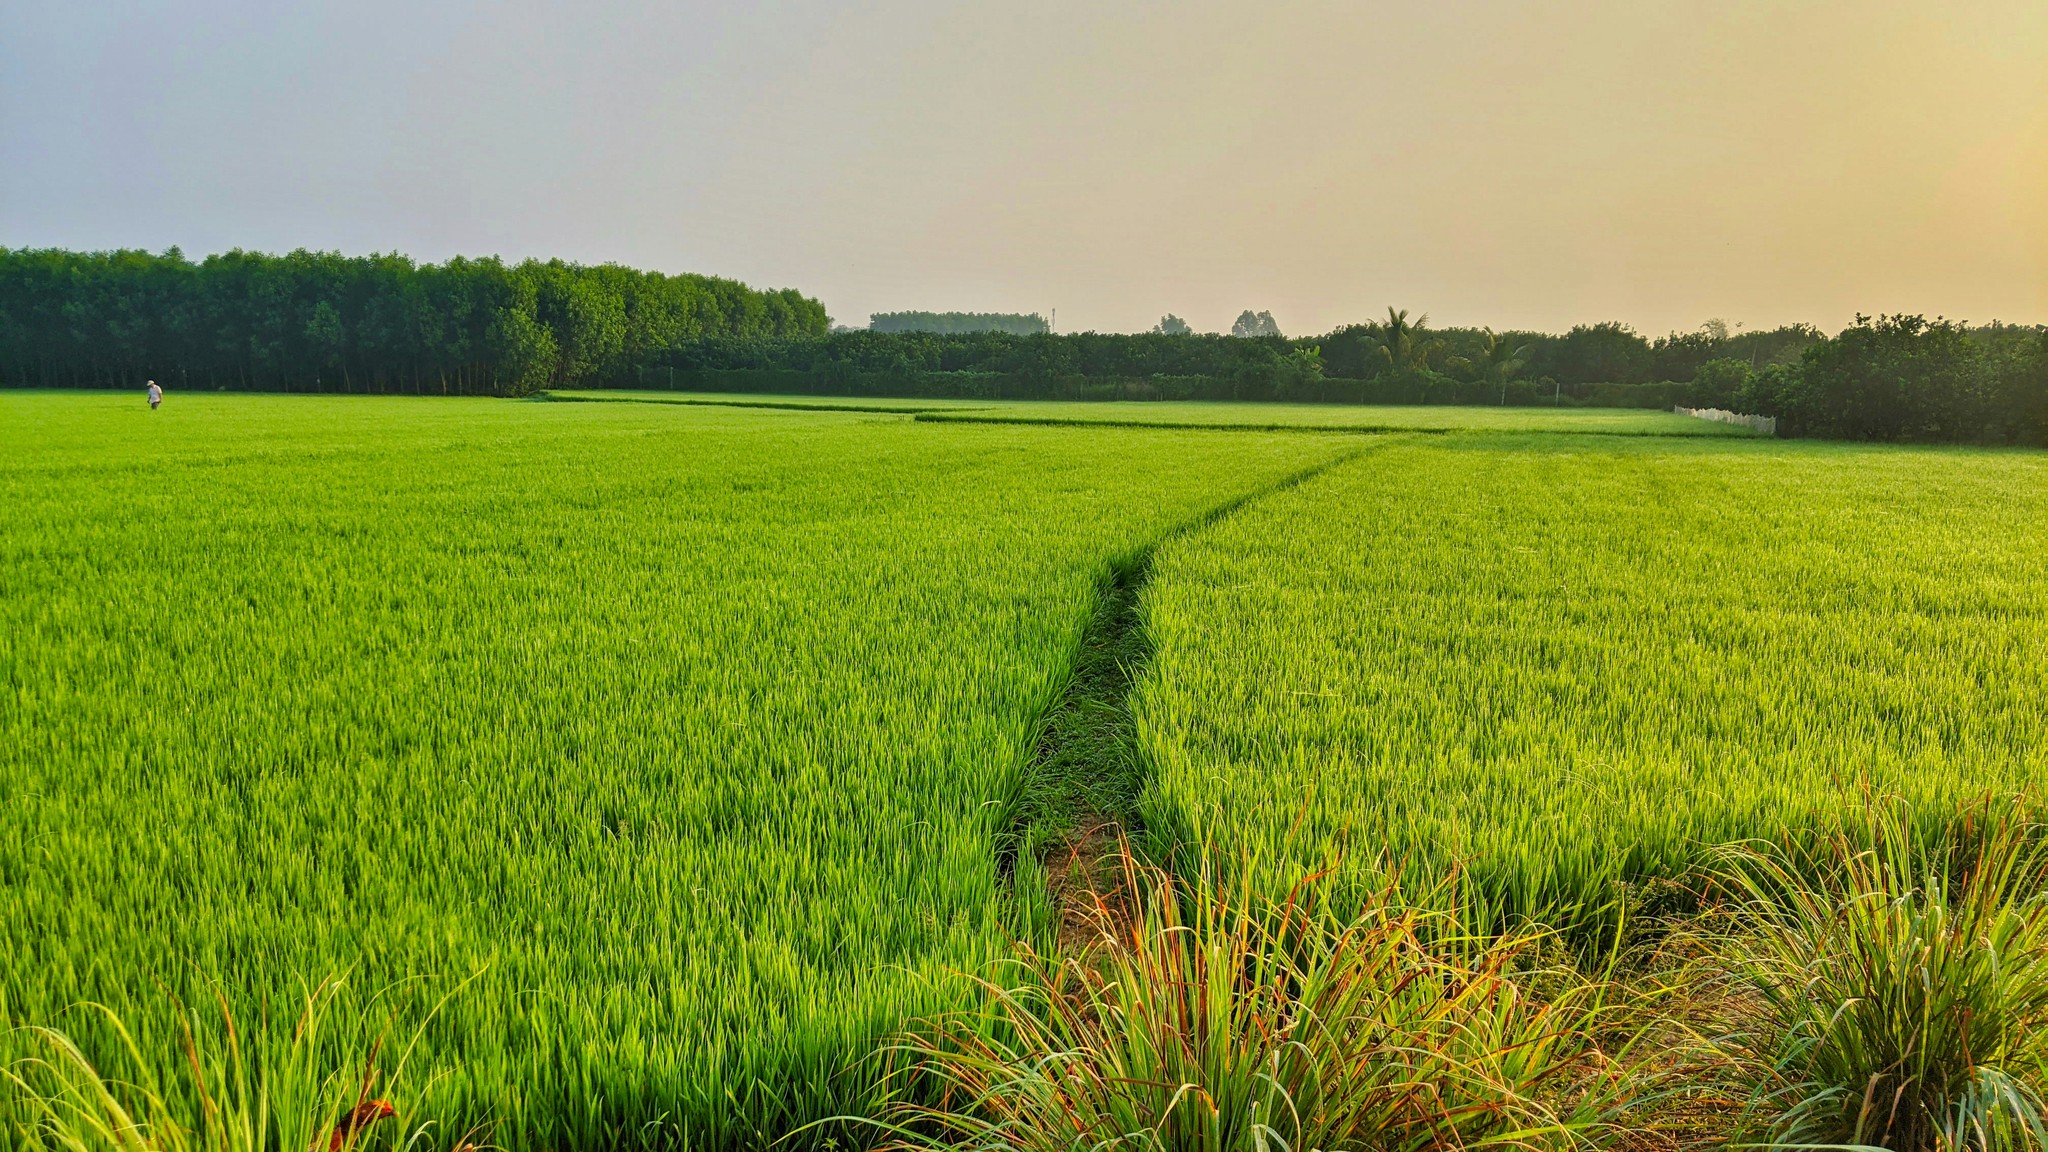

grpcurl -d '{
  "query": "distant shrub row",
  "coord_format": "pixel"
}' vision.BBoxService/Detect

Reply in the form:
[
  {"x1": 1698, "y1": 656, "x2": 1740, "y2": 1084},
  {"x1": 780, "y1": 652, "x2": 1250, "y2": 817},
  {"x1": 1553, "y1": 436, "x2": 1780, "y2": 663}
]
[
  {"x1": 0, "y1": 247, "x2": 827, "y2": 395},
  {"x1": 867, "y1": 311, "x2": 1049, "y2": 335},
  {"x1": 660, "y1": 320, "x2": 1823, "y2": 392},
  {"x1": 650, "y1": 365, "x2": 1705, "y2": 410}
]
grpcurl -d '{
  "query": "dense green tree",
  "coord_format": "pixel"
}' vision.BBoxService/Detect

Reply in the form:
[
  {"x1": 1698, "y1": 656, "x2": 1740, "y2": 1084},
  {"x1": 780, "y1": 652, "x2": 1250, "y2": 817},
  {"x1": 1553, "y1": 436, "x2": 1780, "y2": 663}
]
[
  {"x1": 8, "y1": 255, "x2": 2035, "y2": 442},
  {"x1": 1524, "y1": 321, "x2": 1653, "y2": 385},
  {"x1": 1650, "y1": 321, "x2": 1820, "y2": 381},
  {"x1": 1688, "y1": 358, "x2": 1754, "y2": 408}
]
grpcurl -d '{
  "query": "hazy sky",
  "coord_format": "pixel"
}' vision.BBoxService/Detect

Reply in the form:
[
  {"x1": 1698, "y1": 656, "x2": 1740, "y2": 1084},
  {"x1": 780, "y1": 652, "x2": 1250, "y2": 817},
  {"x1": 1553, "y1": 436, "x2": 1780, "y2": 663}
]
[{"x1": 4, "y1": 1, "x2": 2044, "y2": 335}]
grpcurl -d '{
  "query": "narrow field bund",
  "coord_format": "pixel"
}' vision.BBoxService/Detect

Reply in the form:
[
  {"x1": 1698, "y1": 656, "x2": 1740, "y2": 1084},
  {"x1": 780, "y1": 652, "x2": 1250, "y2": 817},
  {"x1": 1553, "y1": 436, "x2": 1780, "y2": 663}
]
[{"x1": 1005, "y1": 449, "x2": 1365, "y2": 942}]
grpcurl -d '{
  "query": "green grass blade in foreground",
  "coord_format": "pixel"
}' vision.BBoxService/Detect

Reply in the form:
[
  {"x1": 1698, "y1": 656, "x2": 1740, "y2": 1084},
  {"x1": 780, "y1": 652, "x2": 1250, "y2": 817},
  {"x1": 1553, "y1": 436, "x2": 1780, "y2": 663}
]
[{"x1": 1, "y1": 977, "x2": 477, "y2": 1152}]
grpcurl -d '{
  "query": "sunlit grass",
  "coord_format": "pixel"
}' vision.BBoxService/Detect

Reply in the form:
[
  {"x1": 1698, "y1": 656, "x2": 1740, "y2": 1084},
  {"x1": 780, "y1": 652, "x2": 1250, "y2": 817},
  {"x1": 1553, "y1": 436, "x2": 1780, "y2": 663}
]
[
  {"x1": 0, "y1": 391, "x2": 1342, "y2": 1150},
  {"x1": 1136, "y1": 435, "x2": 2048, "y2": 931},
  {"x1": 1, "y1": 975, "x2": 473, "y2": 1152}
]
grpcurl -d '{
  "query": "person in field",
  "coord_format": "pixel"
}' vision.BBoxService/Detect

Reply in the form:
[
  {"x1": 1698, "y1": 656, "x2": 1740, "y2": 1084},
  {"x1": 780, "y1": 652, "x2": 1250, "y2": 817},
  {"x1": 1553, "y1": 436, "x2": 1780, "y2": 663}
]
[{"x1": 146, "y1": 380, "x2": 162, "y2": 410}]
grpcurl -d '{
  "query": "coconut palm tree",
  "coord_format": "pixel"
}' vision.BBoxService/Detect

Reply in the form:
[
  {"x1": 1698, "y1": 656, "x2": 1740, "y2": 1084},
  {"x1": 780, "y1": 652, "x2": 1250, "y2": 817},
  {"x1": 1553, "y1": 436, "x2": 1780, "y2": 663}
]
[
  {"x1": 1476, "y1": 328, "x2": 1533, "y2": 405},
  {"x1": 1374, "y1": 308, "x2": 1446, "y2": 402}
]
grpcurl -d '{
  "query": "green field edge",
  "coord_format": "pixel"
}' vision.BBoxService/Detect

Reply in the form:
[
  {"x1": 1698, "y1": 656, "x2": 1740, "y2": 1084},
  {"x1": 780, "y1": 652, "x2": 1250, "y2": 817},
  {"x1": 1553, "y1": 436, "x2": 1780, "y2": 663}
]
[
  {"x1": 533, "y1": 393, "x2": 1763, "y2": 439},
  {"x1": 916, "y1": 411, "x2": 1767, "y2": 438},
  {"x1": 917, "y1": 412, "x2": 1443, "y2": 436},
  {"x1": 534, "y1": 390, "x2": 983, "y2": 415}
]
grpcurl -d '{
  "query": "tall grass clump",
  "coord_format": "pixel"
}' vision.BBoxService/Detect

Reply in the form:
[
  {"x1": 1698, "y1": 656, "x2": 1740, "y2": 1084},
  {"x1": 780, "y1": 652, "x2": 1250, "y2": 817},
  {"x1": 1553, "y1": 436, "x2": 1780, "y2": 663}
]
[
  {"x1": 872, "y1": 849, "x2": 1660, "y2": 1152},
  {"x1": 1718, "y1": 800, "x2": 2048, "y2": 1150},
  {"x1": 1, "y1": 977, "x2": 473, "y2": 1152}
]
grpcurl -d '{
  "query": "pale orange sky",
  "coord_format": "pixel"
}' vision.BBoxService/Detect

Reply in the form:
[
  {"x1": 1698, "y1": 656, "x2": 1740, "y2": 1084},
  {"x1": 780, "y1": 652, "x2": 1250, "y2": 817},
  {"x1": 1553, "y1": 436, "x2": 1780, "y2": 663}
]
[{"x1": 4, "y1": 1, "x2": 2044, "y2": 335}]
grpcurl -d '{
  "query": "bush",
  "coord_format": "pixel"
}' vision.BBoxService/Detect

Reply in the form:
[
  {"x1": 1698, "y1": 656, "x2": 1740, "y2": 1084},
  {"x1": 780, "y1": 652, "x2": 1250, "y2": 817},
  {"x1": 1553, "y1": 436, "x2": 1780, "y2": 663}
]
[
  {"x1": 1686, "y1": 358, "x2": 1754, "y2": 409},
  {"x1": 1736, "y1": 316, "x2": 2048, "y2": 444}
]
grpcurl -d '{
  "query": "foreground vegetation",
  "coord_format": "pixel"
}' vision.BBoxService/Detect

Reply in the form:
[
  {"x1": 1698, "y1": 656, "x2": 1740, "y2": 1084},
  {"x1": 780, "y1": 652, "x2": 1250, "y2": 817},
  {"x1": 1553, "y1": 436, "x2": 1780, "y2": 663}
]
[
  {"x1": 0, "y1": 391, "x2": 1339, "y2": 1148},
  {"x1": 20, "y1": 802, "x2": 2048, "y2": 1151}
]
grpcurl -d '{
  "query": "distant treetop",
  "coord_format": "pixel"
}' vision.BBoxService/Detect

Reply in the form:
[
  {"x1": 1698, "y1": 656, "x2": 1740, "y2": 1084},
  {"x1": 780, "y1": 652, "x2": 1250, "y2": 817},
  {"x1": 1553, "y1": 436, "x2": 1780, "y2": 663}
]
[
  {"x1": 1230, "y1": 310, "x2": 1282, "y2": 338},
  {"x1": 869, "y1": 311, "x2": 1050, "y2": 336},
  {"x1": 1153, "y1": 314, "x2": 1193, "y2": 336}
]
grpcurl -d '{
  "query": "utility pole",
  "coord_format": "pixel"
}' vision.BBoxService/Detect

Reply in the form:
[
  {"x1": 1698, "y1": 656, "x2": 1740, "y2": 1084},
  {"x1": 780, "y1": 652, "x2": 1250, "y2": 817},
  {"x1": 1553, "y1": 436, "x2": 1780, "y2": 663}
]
[{"x1": 1050, "y1": 308, "x2": 1056, "y2": 335}]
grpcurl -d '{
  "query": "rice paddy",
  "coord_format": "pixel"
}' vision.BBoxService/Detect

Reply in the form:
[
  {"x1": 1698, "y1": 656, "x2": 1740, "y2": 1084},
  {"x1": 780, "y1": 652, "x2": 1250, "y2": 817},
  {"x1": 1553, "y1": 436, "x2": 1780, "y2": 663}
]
[
  {"x1": 0, "y1": 391, "x2": 1341, "y2": 1149},
  {"x1": 1136, "y1": 434, "x2": 2048, "y2": 928},
  {"x1": 7, "y1": 391, "x2": 2046, "y2": 1149}
]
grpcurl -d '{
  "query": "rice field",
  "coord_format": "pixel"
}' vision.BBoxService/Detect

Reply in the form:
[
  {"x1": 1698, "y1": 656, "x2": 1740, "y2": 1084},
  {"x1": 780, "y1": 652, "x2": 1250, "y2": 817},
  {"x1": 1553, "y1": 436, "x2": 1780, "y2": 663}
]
[
  {"x1": 10, "y1": 390, "x2": 2048, "y2": 1149},
  {"x1": 1136, "y1": 434, "x2": 2048, "y2": 929},
  {"x1": 0, "y1": 391, "x2": 1342, "y2": 1150}
]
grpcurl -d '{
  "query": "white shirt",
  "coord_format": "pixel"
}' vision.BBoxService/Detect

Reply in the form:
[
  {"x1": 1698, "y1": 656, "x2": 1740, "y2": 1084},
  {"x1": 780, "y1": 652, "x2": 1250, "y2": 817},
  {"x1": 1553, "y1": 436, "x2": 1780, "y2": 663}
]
[{"x1": 147, "y1": 384, "x2": 162, "y2": 402}]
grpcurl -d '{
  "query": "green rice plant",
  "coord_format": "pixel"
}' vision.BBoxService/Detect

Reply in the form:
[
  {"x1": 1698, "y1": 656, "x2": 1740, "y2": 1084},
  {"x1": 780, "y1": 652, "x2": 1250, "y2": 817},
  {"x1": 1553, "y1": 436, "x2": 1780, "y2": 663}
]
[
  {"x1": 2, "y1": 976, "x2": 473, "y2": 1152},
  {"x1": 0, "y1": 391, "x2": 1344, "y2": 1150},
  {"x1": 1718, "y1": 799, "x2": 2048, "y2": 1150},
  {"x1": 869, "y1": 848, "x2": 1660, "y2": 1152},
  {"x1": 1135, "y1": 435, "x2": 2048, "y2": 935}
]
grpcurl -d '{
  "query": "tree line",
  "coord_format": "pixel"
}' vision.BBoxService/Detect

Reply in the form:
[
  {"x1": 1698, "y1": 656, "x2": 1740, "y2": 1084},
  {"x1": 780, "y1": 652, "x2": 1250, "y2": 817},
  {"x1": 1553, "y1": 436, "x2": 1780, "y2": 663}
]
[
  {"x1": 652, "y1": 314, "x2": 1828, "y2": 406},
  {"x1": 4, "y1": 247, "x2": 2041, "y2": 443},
  {"x1": 0, "y1": 247, "x2": 828, "y2": 395}
]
